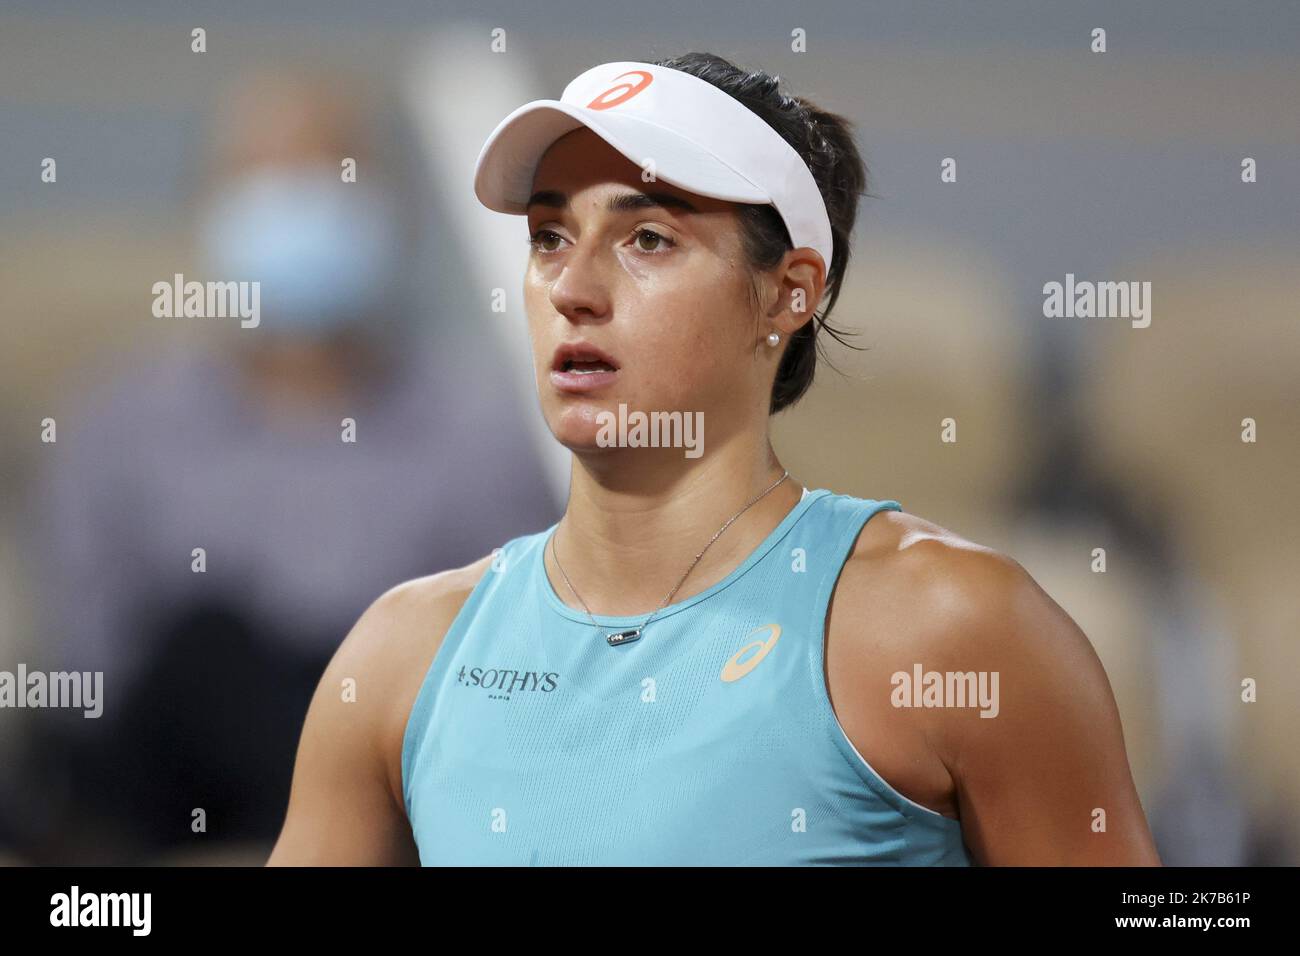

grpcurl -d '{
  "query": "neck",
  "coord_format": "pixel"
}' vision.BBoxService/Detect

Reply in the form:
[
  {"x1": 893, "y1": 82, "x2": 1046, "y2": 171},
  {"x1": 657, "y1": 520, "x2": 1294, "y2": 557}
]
[{"x1": 545, "y1": 432, "x2": 801, "y2": 617}]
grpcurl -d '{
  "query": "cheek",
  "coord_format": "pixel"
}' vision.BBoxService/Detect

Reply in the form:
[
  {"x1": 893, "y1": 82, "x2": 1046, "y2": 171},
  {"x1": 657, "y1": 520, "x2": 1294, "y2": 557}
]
[
  {"x1": 523, "y1": 284, "x2": 552, "y2": 367},
  {"x1": 629, "y1": 292, "x2": 752, "y2": 408}
]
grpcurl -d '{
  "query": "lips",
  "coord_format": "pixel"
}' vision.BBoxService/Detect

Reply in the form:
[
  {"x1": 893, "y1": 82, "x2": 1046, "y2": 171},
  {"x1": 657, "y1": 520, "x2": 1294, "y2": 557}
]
[
  {"x1": 550, "y1": 341, "x2": 620, "y2": 393},
  {"x1": 551, "y1": 341, "x2": 620, "y2": 373}
]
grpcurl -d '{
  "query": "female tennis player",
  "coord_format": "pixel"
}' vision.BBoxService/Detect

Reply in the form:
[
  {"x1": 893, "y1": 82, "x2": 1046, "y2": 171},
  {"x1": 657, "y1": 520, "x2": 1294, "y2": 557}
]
[{"x1": 268, "y1": 53, "x2": 1160, "y2": 866}]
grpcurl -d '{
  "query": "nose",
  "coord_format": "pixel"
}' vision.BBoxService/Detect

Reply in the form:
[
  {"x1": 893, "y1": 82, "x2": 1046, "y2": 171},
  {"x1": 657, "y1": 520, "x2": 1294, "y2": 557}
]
[{"x1": 547, "y1": 240, "x2": 611, "y2": 325}]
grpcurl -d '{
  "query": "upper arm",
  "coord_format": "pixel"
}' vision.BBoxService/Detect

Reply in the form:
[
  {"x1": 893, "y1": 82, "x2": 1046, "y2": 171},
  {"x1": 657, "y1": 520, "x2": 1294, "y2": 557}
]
[
  {"x1": 265, "y1": 584, "x2": 420, "y2": 866},
  {"x1": 928, "y1": 547, "x2": 1162, "y2": 865},
  {"x1": 266, "y1": 555, "x2": 494, "y2": 866}
]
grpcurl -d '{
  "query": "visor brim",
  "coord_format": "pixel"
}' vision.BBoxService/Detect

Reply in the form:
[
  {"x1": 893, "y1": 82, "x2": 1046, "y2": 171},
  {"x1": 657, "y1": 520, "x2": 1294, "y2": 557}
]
[{"x1": 473, "y1": 99, "x2": 772, "y2": 214}]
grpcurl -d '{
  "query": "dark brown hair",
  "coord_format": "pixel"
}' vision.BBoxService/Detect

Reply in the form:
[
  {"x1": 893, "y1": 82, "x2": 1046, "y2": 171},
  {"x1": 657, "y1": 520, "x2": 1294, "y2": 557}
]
[{"x1": 651, "y1": 52, "x2": 869, "y2": 414}]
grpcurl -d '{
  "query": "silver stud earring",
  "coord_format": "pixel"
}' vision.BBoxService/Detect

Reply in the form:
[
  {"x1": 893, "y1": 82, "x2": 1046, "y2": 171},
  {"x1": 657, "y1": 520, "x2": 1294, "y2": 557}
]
[{"x1": 766, "y1": 331, "x2": 781, "y2": 347}]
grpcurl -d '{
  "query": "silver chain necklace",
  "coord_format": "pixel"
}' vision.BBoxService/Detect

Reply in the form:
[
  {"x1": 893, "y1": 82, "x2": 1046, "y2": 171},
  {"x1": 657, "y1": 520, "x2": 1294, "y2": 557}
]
[{"x1": 549, "y1": 470, "x2": 792, "y2": 647}]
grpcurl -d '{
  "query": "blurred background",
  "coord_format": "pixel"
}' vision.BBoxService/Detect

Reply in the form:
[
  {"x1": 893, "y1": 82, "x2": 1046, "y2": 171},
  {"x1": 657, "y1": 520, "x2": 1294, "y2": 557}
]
[{"x1": 0, "y1": 0, "x2": 1296, "y2": 865}]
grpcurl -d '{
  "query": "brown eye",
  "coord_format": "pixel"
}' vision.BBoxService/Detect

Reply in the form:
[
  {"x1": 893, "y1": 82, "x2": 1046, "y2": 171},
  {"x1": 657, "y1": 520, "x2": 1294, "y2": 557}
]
[
  {"x1": 634, "y1": 228, "x2": 674, "y2": 253},
  {"x1": 528, "y1": 229, "x2": 563, "y2": 253}
]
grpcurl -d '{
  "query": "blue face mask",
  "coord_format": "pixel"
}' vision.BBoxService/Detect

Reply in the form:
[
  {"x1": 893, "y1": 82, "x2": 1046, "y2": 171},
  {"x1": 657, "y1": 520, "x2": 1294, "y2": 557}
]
[{"x1": 199, "y1": 166, "x2": 399, "y2": 336}]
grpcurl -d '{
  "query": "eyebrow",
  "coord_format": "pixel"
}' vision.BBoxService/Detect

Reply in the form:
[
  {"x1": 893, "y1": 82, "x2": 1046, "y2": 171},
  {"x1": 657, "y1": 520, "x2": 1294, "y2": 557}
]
[{"x1": 525, "y1": 189, "x2": 700, "y2": 215}]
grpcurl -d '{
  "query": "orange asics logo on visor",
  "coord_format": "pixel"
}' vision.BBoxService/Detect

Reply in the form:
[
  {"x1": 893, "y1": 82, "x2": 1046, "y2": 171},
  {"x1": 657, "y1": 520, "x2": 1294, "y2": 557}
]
[{"x1": 586, "y1": 70, "x2": 653, "y2": 110}]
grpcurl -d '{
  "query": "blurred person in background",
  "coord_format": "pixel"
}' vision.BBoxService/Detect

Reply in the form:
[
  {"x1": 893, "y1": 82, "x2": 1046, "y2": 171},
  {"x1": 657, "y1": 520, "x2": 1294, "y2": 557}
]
[{"x1": 15, "y1": 67, "x2": 560, "y2": 864}]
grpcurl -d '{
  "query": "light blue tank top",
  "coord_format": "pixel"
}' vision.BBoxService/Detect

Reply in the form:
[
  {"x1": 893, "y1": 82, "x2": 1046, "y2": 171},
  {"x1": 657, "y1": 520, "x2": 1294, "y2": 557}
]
[{"x1": 402, "y1": 488, "x2": 974, "y2": 865}]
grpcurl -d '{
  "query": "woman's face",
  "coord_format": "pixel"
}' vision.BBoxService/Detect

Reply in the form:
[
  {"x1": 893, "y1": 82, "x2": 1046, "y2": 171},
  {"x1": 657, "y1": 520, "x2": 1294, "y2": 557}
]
[{"x1": 523, "y1": 127, "x2": 777, "y2": 457}]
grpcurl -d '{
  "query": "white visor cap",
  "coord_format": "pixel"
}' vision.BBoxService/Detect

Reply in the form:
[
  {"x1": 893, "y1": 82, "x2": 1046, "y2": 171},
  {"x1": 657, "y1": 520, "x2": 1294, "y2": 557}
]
[{"x1": 473, "y1": 61, "x2": 834, "y2": 282}]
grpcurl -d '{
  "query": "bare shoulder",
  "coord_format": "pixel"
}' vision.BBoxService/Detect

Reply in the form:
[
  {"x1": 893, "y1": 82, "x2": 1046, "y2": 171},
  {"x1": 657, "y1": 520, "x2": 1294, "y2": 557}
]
[
  {"x1": 833, "y1": 506, "x2": 1158, "y2": 863},
  {"x1": 339, "y1": 552, "x2": 499, "y2": 799},
  {"x1": 356, "y1": 553, "x2": 498, "y2": 677},
  {"x1": 837, "y1": 506, "x2": 1087, "y2": 658},
  {"x1": 834, "y1": 505, "x2": 1114, "y2": 760},
  {"x1": 266, "y1": 551, "x2": 499, "y2": 865},
  {"x1": 851, "y1": 506, "x2": 1011, "y2": 577}
]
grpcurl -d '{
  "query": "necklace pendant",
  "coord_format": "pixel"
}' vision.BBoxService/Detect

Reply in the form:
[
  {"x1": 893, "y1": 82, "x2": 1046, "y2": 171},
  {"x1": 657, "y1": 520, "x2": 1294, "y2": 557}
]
[{"x1": 606, "y1": 628, "x2": 642, "y2": 647}]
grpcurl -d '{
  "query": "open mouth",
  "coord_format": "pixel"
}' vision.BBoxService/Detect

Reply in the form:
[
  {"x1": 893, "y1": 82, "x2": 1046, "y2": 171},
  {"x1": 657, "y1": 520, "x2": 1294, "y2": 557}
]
[
  {"x1": 550, "y1": 342, "x2": 621, "y2": 391},
  {"x1": 560, "y1": 358, "x2": 617, "y2": 374},
  {"x1": 552, "y1": 342, "x2": 621, "y2": 373}
]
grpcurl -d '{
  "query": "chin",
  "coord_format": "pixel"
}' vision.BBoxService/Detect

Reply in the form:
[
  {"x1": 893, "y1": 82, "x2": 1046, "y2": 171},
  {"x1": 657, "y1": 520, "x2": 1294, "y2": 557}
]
[{"x1": 545, "y1": 400, "x2": 617, "y2": 452}]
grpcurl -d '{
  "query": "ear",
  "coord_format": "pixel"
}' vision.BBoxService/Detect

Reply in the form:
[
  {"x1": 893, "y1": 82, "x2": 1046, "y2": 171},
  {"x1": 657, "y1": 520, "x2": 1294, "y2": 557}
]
[{"x1": 766, "y1": 247, "x2": 827, "y2": 335}]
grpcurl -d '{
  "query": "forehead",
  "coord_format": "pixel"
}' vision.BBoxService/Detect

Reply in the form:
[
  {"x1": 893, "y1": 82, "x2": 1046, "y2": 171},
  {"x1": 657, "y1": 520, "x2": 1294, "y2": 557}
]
[{"x1": 529, "y1": 126, "x2": 730, "y2": 215}]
